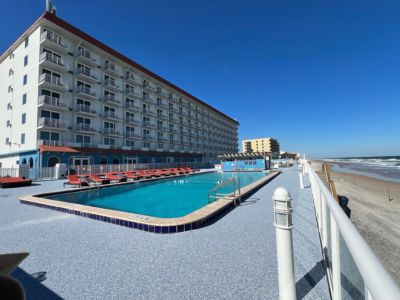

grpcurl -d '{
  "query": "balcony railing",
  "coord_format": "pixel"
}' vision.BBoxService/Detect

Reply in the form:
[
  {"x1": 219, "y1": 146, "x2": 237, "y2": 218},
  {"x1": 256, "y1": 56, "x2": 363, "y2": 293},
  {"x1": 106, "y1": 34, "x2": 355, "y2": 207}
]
[
  {"x1": 143, "y1": 134, "x2": 156, "y2": 141},
  {"x1": 103, "y1": 111, "x2": 120, "y2": 120},
  {"x1": 40, "y1": 52, "x2": 68, "y2": 70},
  {"x1": 103, "y1": 128, "x2": 120, "y2": 135},
  {"x1": 126, "y1": 87, "x2": 140, "y2": 97},
  {"x1": 37, "y1": 139, "x2": 61, "y2": 146},
  {"x1": 125, "y1": 117, "x2": 140, "y2": 124},
  {"x1": 38, "y1": 117, "x2": 68, "y2": 129},
  {"x1": 125, "y1": 103, "x2": 141, "y2": 111},
  {"x1": 77, "y1": 85, "x2": 96, "y2": 97},
  {"x1": 143, "y1": 121, "x2": 156, "y2": 128},
  {"x1": 104, "y1": 94, "x2": 121, "y2": 105},
  {"x1": 125, "y1": 131, "x2": 141, "y2": 138},
  {"x1": 104, "y1": 78, "x2": 120, "y2": 89},
  {"x1": 142, "y1": 109, "x2": 155, "y2": 115},
  {"x1": 77, "y1": 67, "x2": 98, "y2": 81},
  {"x1": 77, "y1": 48, "x2": 97, "y2": 64},
  {"x1": 76, "y1": 123, "x2": 97, "y2": 133},
  {"x1": 105, "y1": 62, "x2": 122, "y2": 75},
  {"x1": 77, "y1": 104, "x2": 97, "y2": 115},
  {"x1": 143, "y1": 95, "x2": 155, "y2": 103},
  {"x1": 125, "y1": 73, "x2": 139, "y2": 85},
  {"x1": 41, "y1": 31, "x2": 69, "y2": 49},
  {"x1": 38, "y1": 95, "x2": 67, "y2": 109},
  {"x1": 39, "y1": 73, "x2": 69, "y2": 89}
]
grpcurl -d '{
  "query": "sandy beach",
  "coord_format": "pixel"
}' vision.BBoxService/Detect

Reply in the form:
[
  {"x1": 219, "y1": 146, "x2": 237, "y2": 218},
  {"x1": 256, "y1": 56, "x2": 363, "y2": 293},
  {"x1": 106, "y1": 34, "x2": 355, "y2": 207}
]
[{"x1": 328, "y1": 169, "x2": 400, "y2": 284}]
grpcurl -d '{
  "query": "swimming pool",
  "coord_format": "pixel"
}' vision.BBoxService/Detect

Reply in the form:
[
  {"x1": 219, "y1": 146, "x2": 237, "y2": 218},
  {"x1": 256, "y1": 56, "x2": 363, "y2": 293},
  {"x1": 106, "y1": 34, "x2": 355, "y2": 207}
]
[{"x1": 46, "y1": 171, "x2": 267, "y2": 218}]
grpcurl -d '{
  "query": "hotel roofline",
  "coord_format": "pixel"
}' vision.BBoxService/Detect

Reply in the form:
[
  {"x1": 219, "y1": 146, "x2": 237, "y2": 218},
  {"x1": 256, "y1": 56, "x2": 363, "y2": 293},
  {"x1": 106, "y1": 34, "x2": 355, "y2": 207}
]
[{"x1": 0, "y1": 11, "x2": 239, "y2": 125}]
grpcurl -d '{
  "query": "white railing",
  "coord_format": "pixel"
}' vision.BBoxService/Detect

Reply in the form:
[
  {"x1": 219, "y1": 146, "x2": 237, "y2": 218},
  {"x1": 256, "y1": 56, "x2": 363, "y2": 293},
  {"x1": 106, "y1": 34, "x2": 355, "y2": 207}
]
[
  {"x1": 40, "y1": 52, "x2": 68, "y2": 69},
  {"x1": 71, "y1": 161, "x2": 212, "y2": 175},
  {"x1": 40, "y1": 73, "x2": 69, "y2": 89},
  {"x1": 0, "y1": 168, "x2": 18, "y2": 178},
  {"x1": 307, "y1": 164, "x2": 400, "y2": 300},
  {"x1": 38, "y1": 95, "x2": 67, "y2": 108}
]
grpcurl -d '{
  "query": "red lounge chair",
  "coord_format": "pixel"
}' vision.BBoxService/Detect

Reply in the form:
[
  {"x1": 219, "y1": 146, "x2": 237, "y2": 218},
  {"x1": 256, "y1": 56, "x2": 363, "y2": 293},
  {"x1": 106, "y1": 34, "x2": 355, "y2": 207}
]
[
  {"x1": 139, "y1": 170, "x2": 152, "y2": 179},
  {"x1": 170, "y1": 168, "x2": 184, "y2": 174},
  {"x1": 184, "y1": 167, "x2": 195, "y2": 173},
  {"x1": 178, "y1": 168, "x2": 189, "y2": 174},
  {"x1": 151, "y1": 169, "x2": 163, "y2": 177},
  {"x1": 123, "y1": 171, "x2": 140, "y2": 180},
  {"x1": 0, "y1": 177, "x2": 32, "y2": 188},
  {"x1": 104, "y1": 173, "x2": 127, "y2": 182},
  {"x1": 89, "y1": 174, "x2": 110, "y2": 184},
  {"x1": 64, "y1": 175, "x2": 86, "y2": 187},
  {"x1": 167, "y1": 168, "x2": 178, "y2": 175},
  {"x1": 161, "y1": 169, "x2": 172, "y2": 176}
]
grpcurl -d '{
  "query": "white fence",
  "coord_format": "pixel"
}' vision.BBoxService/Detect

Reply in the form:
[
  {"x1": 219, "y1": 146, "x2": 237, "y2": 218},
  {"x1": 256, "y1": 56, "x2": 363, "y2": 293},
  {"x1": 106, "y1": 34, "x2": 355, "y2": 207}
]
[
  {"x1": 70, "y1": 161, "x2": 213, "y2": 175},
  {"x1": 307, "y1": 163, "x2": 400, "y2": 300},
  {"x1": 0, "y1": 168, "x2": 18, "y2": 178}
]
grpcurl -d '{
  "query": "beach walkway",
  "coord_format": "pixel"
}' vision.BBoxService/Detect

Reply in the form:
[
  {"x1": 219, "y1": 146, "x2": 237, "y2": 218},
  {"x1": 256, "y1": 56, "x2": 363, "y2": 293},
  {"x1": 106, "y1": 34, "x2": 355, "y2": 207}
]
[{"x1": 0, "y1": 167, "x2": 329, "y2": 299}]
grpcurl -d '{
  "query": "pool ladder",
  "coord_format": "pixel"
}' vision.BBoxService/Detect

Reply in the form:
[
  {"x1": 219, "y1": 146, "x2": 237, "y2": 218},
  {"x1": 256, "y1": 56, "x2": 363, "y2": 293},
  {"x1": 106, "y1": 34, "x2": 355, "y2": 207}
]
[
  {"x1": 80, "y1": 176, "x2": 100, "y2": 190},
  {"x1": 207, "y1": 177, "x2": 241, "y2": 207}
]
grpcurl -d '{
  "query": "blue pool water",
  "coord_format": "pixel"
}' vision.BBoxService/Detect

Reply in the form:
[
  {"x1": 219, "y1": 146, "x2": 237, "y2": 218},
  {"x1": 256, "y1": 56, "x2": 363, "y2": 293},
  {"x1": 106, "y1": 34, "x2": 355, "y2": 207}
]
[{"x1": 47, "y1": 171, "x2": 268, "y2": 218}]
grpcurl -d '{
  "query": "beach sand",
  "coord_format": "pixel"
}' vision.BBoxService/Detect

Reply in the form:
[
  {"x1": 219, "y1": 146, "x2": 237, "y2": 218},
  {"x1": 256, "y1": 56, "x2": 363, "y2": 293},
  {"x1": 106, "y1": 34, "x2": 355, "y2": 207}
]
[{"x1": 329, "y1": 170, "x2": 400, "y2": 284}]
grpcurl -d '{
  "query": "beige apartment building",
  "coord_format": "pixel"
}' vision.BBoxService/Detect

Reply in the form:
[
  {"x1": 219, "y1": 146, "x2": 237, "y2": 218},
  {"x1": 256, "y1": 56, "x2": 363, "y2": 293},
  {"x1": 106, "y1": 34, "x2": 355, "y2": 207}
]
[{"x1": 242, "y1": 138, "x2": 280, "y2": 154}]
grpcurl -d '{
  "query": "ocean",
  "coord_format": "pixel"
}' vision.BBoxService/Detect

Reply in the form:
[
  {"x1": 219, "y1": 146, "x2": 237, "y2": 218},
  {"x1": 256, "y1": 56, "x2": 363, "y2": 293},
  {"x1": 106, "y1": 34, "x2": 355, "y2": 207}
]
[{"x1": 324, "y1": 156, "x2": 400, "y2": 183}]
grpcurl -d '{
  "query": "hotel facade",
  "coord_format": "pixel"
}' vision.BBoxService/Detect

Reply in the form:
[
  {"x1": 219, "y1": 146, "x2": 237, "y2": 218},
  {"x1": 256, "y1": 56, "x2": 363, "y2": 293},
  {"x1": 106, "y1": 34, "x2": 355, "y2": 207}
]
[
  {"x1": 0, "y1": 11, "x2": 239, "y2": 169},
  {"x1": 242, "y1": 138, "x2": 280, "y2": 154}
]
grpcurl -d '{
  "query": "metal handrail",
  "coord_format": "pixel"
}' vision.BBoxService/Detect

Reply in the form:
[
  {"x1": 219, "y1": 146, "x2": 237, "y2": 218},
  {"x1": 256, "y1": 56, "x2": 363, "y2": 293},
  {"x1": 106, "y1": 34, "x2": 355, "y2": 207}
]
[
  {"x1": 207, "y1": 177, "x2": 241, "y2": 206},
  {"x1": 308, "y1": 164, "x2": 400, "y2": 300}
]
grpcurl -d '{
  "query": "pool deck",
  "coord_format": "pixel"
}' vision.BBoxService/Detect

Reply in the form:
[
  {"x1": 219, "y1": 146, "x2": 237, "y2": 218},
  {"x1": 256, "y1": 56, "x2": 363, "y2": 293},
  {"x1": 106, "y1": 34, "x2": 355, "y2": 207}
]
[{"x1": 0, "y1": 167, "x2": 329, "y2": 299}]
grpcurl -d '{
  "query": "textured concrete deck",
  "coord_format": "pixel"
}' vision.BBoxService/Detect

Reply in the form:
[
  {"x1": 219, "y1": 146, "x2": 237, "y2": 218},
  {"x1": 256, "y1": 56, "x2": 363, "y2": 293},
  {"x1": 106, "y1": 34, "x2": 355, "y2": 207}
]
[{"x1": 0, "y1": 167, "x2": 329, "y2": 299}]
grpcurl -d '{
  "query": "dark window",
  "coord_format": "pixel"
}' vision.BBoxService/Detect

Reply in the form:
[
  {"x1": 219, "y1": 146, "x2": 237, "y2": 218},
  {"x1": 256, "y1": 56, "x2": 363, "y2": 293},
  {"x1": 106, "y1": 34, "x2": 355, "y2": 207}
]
[
  {"x1": 24, "y1": 55, "x2": 28, "y2": 66},
  {"x1": 23, "y1": 74, "x2": 27, "y2": 85},
  {"x1": 24, "y1": 37, "x2": 29, "y2": 47},
  {"x1": 22, "y1": 93, "x2": 27, "y2": 105}
]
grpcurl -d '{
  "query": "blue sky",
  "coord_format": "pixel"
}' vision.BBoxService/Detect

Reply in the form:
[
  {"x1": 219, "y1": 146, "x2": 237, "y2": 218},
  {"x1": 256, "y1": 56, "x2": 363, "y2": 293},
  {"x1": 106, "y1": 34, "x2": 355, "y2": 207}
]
[{"x1": 1, "y1": 0, "x2": 399, "y2": 158}]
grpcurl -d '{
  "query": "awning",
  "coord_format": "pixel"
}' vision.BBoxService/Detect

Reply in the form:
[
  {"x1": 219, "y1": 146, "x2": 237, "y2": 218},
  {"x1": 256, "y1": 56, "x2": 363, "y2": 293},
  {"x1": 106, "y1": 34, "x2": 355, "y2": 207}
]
[{"x1": 38, "y1": 145, "x2": 79, "y2": 153}]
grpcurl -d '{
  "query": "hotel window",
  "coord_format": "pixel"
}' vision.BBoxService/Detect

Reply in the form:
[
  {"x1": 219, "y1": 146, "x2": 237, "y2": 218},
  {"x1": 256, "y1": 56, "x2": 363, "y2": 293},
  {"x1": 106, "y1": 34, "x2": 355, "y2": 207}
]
[
  {"x1": 78, "y1": 63, "x2": 91, "y2": 76},
  {"x1": 158, "y1": 143, "x2": 163, "y2": 149},
  {"x1": 40, "y1": 131, "x2": 59, "y2": 141},
  {"x1": 77, "y1": 99, "x2": 91, "y2": 107},
  {"x1": 104, "y1": 106, "x2": 115, "y2": 113},
  {"x1": 77, "y1": 117, "x2": 90, "y2": 125},
  {"x1": 76, "y1": 135, "x2": 90, "y2": 144},
  {"x1": 126, "y1": 126, "x2": 134, "y2": 133},
  {"x1": 9, "y1": 68, "x2": 14, "y2": 76},
  {"x1": 169, "y1": 113, "x2": 174, "y2": 121},
  {"x1": 41, "y1": 110, "x2": 59, "y2": 119},
  {"x1": 24, "y1": 55, "x2": 28, "y2": 66},
  {"x1": 126, "y1": 112, "x2": 134, "y2": 119},
  {"x1": 5, "y1": 137, "x2": 10, "y2": 145},
  {"x1": 143, "y1": 129, "x2": 150, "y2": 135},
  {"x1": 21, "y1": 133, "x2": 25, "y2": 145},
  {"x1": 23, "y1": 74, "x2": 28, "y2": 85},
  {"x1": 22, "y1": 93, "x2": 27, "y2": 105},
  {"x1": 21, "y1": 113, "x2": 26, "y2": 124},
  {"x1": 24, "y1": 37, "x2": 29, "y2": 47},
  {"x1": 104, "y1": 122, "x2": 114, "y2": 129},
  {"x1": 104, "y1": 138, "x2": 115, "y2": 145},
  {"x1": 143, "y1": 142, "x2": 150, "y2": 148},
  {"x1": 126, "y1": 139, "x2": 134, "y2": 147}
]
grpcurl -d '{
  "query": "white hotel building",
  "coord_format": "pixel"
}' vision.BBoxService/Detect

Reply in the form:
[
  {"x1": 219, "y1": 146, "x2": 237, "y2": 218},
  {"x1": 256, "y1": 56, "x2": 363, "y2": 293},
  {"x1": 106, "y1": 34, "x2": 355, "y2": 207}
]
[{"x1": 0, "y1": 10, "x2": 239, "y2": 169}]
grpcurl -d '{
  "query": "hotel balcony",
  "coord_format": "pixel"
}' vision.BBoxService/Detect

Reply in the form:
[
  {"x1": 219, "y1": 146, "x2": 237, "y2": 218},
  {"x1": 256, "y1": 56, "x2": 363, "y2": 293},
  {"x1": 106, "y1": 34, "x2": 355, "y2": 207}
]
[
  {"x1": 105, "y1": 62, "x2": 122, "y2": 77},
  {"x1": 104, "y1": 94, "x2": 122, "y2": 106},
  {"x1": 157, "y1": 113, "x2": 169, "y2": 120},
  {"x1": 157, "y1": 102, "x2": 168, "y2": 109},
  {"x1": 103, "y1": 111, "x2": 120, "y2": 121},
  {"x1": 157, "y1": 88, "x2": 169, "y2": 99},
  {"x1": 125, "y1": 131, "x2": 141, "y2": 139},
  {"x1": 37, "y1": 139, "x2": 62, "y2": 147},
  {"x1": 126, "y1": 87, "x2": 141, "y2": 99},
  {"x1": 142, "y1": 108, "x2": 155, "y2": 116},
  {"x1": 104, "y1": 78, "x2": 121, "y2": 92},
  {"x1": 143, "y1": 134, "x2": 156, "y2": 141},
  {"x1": 38, "y1": 95, "x2": 69, "y2": 111},
  {"x1": 169, "y1": 127, "x2": 178, "y2": 133},
  {"x1": 76, "y1": 67, "x2": 99, "y2": 84},
  {"x1": 76, "y1": 85, "x2": 97, "y2": 100},
  {"x1": 141, "y1": 144, "x2": 156, "y2": 151},
  {"x1": 143, "y1": 94, "x2": 155, "y2": 104},
  {"x1": 39, "y1": 52, "x2": 69, "y2": 72},
  {"x1": 75, "y1": 123, "x2": 98, "y2": 134},
  {"x1": 143, "y1": 121, "x2": 156, "y2": 129},
  {"x1": 76, "y1": 104, "x2": 98, "y2": 116},
  {"x1": 39, "y1": 74, "x2": 69, "y2": 92},
  {"x1": 157, "y1": 125, "x2": 168, "y2": 131},
  {"x1": 143, "y1": 83, "x2": 156, "y2": 93},
  {"x1": 40, "y1": 31, "x2": 69, "y2": 53},
  {"x1": 125, "y1": 73, "x2": 140, "y2": 86},
  {"x1": 125, "y1": 102, "x2": 141, "y2": 112},
  {"x1": 157, "y1": 136, "x2": 168, "y2": 142},
  {"x1": 37, "y1": 117, "x2": 68, "y2": 131},
  {"x1": 103, "y1": 128, "x2": 121, "y2": 137},
  {"x1": 125, "y1": 117, "x2": 141, "y2": 125},
  {"x1": 77, "y1": 48, "x2": 99, "y2": 67}
]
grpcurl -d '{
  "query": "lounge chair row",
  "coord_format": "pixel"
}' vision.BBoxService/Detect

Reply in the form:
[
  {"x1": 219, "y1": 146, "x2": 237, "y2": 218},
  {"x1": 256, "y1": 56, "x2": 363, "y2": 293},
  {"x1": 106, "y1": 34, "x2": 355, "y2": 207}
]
[
  {"x1": 0, "y1": 177, "x2": 32, "y2": 188},
  {"x1": 64, "y1": 167, "x2": 197, "y2": 187}
]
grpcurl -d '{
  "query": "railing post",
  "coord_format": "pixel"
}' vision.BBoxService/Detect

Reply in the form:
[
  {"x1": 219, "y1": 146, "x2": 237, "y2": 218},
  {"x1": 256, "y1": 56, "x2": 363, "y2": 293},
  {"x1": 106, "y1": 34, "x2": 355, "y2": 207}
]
[
  {"x1": 299, "y1": 167, "x2": 304, "y2": 189},
  {"x1": 330, "y1": 213, "x2": 342, "y2": 300},
  {"x1": 272, "y1": 187, "x2": 296, "y2": 300}
]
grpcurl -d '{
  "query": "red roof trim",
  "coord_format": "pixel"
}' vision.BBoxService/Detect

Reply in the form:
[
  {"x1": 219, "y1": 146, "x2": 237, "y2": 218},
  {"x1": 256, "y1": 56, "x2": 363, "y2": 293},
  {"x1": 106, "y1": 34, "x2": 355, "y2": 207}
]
[
  {"x1": 39, "y1": 145, "x2": 79, "y2": 153},
  {"x1": 42, "y1": 12, "x2": 239, "y2": 125}
]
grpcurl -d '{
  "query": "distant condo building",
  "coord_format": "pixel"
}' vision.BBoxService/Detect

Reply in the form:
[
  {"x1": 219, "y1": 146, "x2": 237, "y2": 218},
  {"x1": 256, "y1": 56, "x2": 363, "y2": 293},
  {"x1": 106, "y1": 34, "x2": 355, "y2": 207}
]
[
  {"x1": 0, "y1": 11, "x2": 239, "y2": 169},
  {"x1": 242, "y1": 137, "x2": 280, "y2": 154}
]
